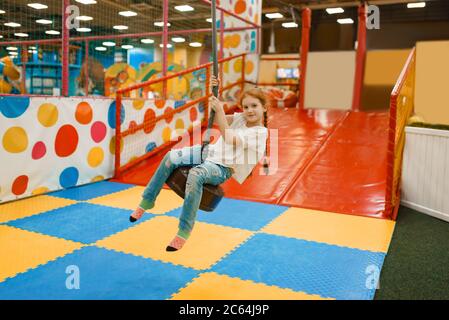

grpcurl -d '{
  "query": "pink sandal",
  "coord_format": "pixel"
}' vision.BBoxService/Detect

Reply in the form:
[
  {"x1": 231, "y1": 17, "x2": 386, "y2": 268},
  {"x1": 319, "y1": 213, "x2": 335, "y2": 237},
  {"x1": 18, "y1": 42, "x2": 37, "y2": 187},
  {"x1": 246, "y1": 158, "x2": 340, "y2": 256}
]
[
  {"x1": 129, "y1": 207, "x2": 145, "y2": 222},
  {"x1": 166, "y1": 235, "x2": 187, "y2": 252}
]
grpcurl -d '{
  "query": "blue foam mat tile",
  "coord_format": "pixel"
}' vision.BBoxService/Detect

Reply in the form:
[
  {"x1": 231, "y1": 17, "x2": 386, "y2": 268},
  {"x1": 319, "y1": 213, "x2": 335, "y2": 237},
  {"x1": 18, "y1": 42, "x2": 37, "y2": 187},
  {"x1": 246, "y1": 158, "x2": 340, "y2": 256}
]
[
  {"x1": 7, "y1": 202, "x2": 151, "y2": 244},
  {"x1": 49, "y1": 181, "x2": 134, "y2": 201},
  {"x1": 211, "y1": 233, "x2": 385, "y2": 300},
  {"x1": 0, "y1": 246, "x2": 199, "y2": 300},
  {"x1": 166, "y1": 198, "x2": 289, "y2": 231}
]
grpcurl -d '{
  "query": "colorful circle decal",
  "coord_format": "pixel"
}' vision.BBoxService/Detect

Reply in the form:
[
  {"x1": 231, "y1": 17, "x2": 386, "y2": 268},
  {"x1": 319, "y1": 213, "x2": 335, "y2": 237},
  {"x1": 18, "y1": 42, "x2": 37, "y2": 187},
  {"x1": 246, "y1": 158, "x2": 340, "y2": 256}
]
[
  {"x1": 164, "y1": 107, "x2": 174, "y2": 124},
  {"x1": 2, "y1": 126, "x2": 28, "y2": 153},
  {"x1": 87, "y1": 147, "x2": 104, "y2": 168},
  {"x1": 91, "y1": 121, "x2": 107, "y2": 143},
  {"x1": 32, "y1": 186, "x2": 50, "y2": 195},
  {"x1": 155, "y1": 100, "x2": 166, "y2": 109},
  {"x1": 55, "y1": 124, "x2": 79, "y2": 157},
  {"x1": 75, "y1": 101, "x2": 93, "y2": 125},
  {"x1": 12, "y1": 175, "x2": 29, "y2": 195},
  {"x1": 59, "y1": 167, "x2": 79, "y2": 188},
  {"x1": 143, "y1": 108, "x2": 156, "y2": 134},
  {"x1": 91, "y1": 175, "x2": 104, "y2": 183},
  {"x1": 175, "y1": 118, "x2": 185, "y2": 130},
  {"x1": 133, "y1": 99, "x2": 145, "y2": 110},
  {"x1": 32, "y1": 141, "x2": 47, "y2": 160},
  {"x1": 162, "y1": 127, "x2": 172, "y2": 143},
  {"x1": 107, "y1": 101, "x2": 125, "y2": 129},
  {"x1": 38, "y1": 103, "x2": 58, "y2": 127},
  {"x1": 145, "y1": 142, "x2": 157, "y2": 153},
  {"x1": 109, "y1": 136, "x2": 123, "y2": 154},
  {"x1": 190, "y1": 107, "x2": 198, "y2": 122},
  {"x1": 235, "y1": 0, "x2": 247, "y2": 14},
  {"x1": 0, "y1": 97, "x2": 30, "y2": 118}
]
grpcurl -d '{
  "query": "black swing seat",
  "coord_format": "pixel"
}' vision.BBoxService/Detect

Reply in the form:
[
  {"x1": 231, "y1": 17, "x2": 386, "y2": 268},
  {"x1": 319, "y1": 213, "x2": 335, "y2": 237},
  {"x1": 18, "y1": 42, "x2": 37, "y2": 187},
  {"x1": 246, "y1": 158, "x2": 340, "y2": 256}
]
[{"x1": 166, "y1": 166, "x2": 224, "y2": 212}]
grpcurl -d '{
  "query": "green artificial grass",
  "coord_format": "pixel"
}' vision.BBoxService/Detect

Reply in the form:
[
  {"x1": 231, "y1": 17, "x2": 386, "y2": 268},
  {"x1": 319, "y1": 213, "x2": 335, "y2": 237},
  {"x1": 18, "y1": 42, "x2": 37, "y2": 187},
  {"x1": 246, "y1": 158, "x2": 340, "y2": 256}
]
[{"x1": 375, "y1": 206, "x2": 449, "y2": 300}]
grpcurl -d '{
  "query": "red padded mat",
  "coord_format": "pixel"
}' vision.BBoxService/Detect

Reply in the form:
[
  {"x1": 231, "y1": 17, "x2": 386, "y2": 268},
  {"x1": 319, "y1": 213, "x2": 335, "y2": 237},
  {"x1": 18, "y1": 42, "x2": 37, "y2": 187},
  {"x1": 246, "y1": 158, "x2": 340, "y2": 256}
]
[
  {"x1": 113, "y1": 109, "x2": 390, "y2": 219},
  {"x1": 279, "y1": 111, "x2": 389, "y2": 218}
]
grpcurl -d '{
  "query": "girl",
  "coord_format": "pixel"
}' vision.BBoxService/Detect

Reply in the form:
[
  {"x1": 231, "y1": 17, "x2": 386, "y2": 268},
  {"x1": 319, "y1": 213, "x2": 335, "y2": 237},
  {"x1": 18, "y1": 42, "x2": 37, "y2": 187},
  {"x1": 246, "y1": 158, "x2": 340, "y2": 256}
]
[{"x1": 129, "y1": 76, "x2": 269, "y2": 251}]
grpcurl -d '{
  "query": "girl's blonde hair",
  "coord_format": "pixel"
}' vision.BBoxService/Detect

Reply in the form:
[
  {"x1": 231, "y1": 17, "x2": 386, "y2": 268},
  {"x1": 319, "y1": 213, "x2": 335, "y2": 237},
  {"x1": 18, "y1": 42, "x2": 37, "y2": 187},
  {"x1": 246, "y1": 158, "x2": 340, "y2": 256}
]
[{"x1": 238, "y1": 87, "x2": 270, "y2": 174}]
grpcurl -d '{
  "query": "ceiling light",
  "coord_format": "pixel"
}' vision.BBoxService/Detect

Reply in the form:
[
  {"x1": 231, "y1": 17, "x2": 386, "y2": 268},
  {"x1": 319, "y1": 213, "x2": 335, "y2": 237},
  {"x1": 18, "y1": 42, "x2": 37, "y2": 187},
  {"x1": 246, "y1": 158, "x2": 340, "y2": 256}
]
[
  {"x1": 141, "y1": 38, "x2": 154, "y2": 44},
  {"x1": 27, "y1": 3, "x2": 48, "y2": 10},
  {"x1": 326, "y1": 7, "x2": 344, "y2": 14},
  {"x1": 0, "y1": 10, "x2": 5, "y2": 14},
  {"x1": 75, "y1": 0, "x2": 97, "y2": 4},
  {"x1": 76, "y1": 27, "x2": 91, "y2": 32},
  {"x1": 4, "y1": 22, "x2": 21, "y2": 27},
  {"x1": 206, "y1": 18, "x2": 212, "y2": 23},
  {"x1": 159, "y1": 44, "x2": 173, "y2": 48},
  {"x1": 407, "y1": 2, "x2": 426, "y2": 8},
  {"x1": 172, "y1": 37, "x2": 185, "y2": 43},
  {"x1": 9, "y1": 52, "x2": 18, "y2": 56},
  {"x1": 265, "y1": 13, "x2": 283, "y2": 19},
  {"x1": 29, "y1": 46, "x2": 36, "y2": 49},
  {"x1": 282, "y1": 22, "x2": 298, "y2": 28},
  {"x1": 103, "y1": 41, "x2": 116, "y2": 47},
  {"x1": 76, "y1": 15, "x2": 93, "y2": 21},
  {"x1": 337, "y1": 18, "x2": 354, "y2": 24},
  {"x1": 119, "y1": 11, "x2": 137, "y2": 17},
  {"x1": 0, "y1": 36, "x2": 3, "y2": 39},
  {"x1": 6, "y1": 47, "x2": 18, "y2": 51},
  {"x1": 113, "y1": 25, "x2": 128, "y2": 30},
  {"x1": 189, "y1": 42, "x2": 202, "y2": 47},
  {"x1": 154, "y1": 21, "x2": 170, "y2": 27},
  {"x1": 175, "y1": 5, "x2": 194, "y2": 12},
  {"x1": 46, "y1": 30, "x2": 60, "y2": 35},
  {"x1": 14, "y1": 33, "x2": 29, "y2": 37},
  {"x1": 121, "y1": 45, "x2": 134, "y2": 49},
  {"x1": 95, "y1": 47, "x2": 107, "y2": 51},
  {"x1": 36, "y1": 19, "x2": 52, "y2": 24}
]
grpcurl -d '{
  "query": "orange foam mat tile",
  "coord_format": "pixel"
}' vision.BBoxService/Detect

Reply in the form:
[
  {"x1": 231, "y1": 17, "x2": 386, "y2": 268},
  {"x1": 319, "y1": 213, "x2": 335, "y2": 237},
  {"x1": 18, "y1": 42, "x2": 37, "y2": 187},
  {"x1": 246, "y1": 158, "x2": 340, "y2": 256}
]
[
  {"x1": 280, "y1": 112, "x2": 390, "y2": 218},
  {"x1": 171, "y1": 272, "x2": 332, "y2": 300},
  {"x1": 0, "y1": 225, "x2": 83, "y2": 282}
]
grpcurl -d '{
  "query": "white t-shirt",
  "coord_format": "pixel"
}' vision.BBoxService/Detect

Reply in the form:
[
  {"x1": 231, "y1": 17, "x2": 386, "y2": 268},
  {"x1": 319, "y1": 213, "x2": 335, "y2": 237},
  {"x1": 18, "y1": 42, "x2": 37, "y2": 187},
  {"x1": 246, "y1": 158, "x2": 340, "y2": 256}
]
[{"x1": 205, "y1": 112, "x2": 268, "y2": 184}]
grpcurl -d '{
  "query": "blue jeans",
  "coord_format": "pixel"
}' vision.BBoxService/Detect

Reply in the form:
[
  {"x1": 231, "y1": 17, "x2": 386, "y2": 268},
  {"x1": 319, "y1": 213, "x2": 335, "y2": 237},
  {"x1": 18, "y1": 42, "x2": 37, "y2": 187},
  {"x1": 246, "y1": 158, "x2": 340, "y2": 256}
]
[{"x1": 141, "y1": 144, "x2": 233, "y2": 238}]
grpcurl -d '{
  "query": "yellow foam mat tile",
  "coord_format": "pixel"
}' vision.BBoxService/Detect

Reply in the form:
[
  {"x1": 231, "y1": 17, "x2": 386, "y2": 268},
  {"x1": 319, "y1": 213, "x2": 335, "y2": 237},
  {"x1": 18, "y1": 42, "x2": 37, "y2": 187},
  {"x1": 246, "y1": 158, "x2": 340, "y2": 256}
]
[
  {"x1": 171, "y1": 272, "x2": 332, "y2": 300},
  {"x1": 96, "y1": 216, "x2": 252, "y2": 270},
  {"x1": 88, "y1": 187, "x2": 184, "y2": 214},
  {"x1": 0, "y1": 195, "x2": 76, "y2": 223},
  {"x1": 0, "y1": 225, "x2": 84, "y2": 282},
  {"x1": 262, "y1": 207, "x2": 396, "y2": 253}
]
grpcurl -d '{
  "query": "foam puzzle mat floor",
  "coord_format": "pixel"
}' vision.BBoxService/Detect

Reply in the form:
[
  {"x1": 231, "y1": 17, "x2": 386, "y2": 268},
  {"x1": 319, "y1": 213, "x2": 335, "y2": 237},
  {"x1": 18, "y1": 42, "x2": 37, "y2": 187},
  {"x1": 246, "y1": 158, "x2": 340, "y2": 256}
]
[{"x1": 0, "y1": 181, "x2": 395, "y2": 300}]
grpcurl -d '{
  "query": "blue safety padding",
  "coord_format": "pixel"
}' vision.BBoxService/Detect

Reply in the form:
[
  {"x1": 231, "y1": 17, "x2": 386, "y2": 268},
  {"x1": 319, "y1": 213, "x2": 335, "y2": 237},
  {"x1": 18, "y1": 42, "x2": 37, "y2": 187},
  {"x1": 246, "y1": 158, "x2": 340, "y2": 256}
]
[
  {"x1": 0, "y1": 246, "x2": 199, "y2": 300},
  {"x1": 7, "y1": 203, "x2": 151, "y2": 244},
  {"x1": 166, "y1": 198, "x2": 289, "y2": 231},
  {"x1": 49, "y1": 181, "x2": 134, "y2": 201},
  {"x1": 211, "y1": 233, "x2": 385, "y2": 300}
]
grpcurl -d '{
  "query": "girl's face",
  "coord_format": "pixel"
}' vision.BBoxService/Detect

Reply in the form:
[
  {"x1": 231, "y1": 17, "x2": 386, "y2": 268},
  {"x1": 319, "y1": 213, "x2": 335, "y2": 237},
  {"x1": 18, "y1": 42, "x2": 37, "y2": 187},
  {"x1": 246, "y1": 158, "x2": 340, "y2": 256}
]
[{"x1": 241, "y1": 95, "x2": 267, "y2": 127}]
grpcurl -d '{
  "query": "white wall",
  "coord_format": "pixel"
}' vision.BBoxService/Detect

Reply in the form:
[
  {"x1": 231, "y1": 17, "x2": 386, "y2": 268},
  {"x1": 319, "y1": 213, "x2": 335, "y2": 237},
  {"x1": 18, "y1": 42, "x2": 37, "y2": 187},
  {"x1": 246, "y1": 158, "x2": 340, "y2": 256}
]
[{"x1": 401, "y1": 126, "x2": 449, "y2": 222}]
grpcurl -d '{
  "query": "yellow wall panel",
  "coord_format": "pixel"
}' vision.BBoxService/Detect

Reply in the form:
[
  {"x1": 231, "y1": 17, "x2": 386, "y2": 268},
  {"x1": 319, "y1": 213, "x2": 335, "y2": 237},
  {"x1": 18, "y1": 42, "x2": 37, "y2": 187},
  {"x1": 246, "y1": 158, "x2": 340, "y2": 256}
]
[{"x1": 415, "y1": 41, "x2": 449, "y2": 125}]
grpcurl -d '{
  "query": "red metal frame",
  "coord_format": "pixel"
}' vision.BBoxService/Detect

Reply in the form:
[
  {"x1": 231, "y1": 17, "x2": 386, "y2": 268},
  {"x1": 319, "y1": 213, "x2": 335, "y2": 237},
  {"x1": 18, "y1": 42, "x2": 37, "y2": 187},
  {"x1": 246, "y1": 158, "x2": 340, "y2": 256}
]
[
  {"x1": 84, "y1": 40, "x2": 89, "y2": 96},
  {"x1": 299, "y1": 8, "x2": 311, "y2": 110},
  {"x1": 385, "y1": 47, "x2": 416, "y2": 220},
  {"x1": 352, "y1": 4, "x2": 367, "y2": 112},
  {"x1": 162, "y1": 0, "x2": 169, "y2": 99},
  {"x1": 62, "y1": 0, "x2": 70, "y2": 97},
  {"x1": 20, "y1": 45, "x2": 27, "y2": 93}
]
